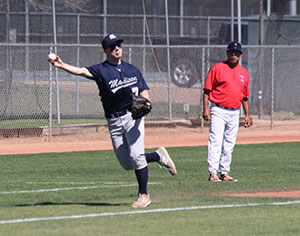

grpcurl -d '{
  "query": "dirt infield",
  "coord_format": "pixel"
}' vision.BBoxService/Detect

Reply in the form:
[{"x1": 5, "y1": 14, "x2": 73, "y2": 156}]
[
  {"x1": 226, "y1": 190, "x2": 300, "y2": 198},
  {"x1": 0, "y1": 118, "x2": 300, "y2": 155}
]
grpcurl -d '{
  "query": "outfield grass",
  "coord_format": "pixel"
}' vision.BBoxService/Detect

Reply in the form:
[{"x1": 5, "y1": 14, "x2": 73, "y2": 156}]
[
  {"x1": 0, "y1": 143, "x2": 299, "y2": 235},
  {"x1": 0, "y1": 119, "x2": 107, "y2": 129}
]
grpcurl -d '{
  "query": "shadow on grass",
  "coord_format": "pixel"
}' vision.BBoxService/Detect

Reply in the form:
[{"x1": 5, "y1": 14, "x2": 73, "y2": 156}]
[{"x1": 14, "y1": 202, "x2": 125, "y2": 207}]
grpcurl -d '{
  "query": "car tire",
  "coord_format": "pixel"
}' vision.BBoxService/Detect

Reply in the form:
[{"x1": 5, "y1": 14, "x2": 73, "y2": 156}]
[{"x1": 171, "y1": 58, "x2": 198, "y2": 88}]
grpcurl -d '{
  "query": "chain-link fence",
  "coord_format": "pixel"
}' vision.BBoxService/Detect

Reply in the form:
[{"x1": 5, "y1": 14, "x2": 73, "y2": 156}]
[
  {"x1": 1, "y1": 0, "x2": 300, "y2": 138},
  {"x1": 1, "y1": 43, "x2": 300, "y2": 133}
]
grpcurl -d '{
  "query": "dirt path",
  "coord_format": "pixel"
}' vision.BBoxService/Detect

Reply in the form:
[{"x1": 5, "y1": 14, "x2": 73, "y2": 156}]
[
  {"x1": 226, "y1": 190, "x2": 300, "y2": 198},
  {"x1": 0, "y1": 119, "x2": 300, "y2": 155}
]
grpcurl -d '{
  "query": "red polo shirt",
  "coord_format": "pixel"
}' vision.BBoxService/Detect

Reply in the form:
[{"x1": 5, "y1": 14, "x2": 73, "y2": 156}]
[{"x1": 203, "y1": 61, "x2": 250, "y2": 109}]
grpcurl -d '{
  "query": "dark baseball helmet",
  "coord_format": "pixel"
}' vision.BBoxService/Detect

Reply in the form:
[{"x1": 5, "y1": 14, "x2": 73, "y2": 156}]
[
  {"x1": 102, "y1": 33, "x2": 124, "y2": 50},
  {"x1": 227, "y1": 41, "x2": 243, "y2": 53}
]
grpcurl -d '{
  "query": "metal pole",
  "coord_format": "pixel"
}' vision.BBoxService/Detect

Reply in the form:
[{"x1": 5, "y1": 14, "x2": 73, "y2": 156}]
[
  {"x1": 270, "y1": 47, "x2": 275, "y2": 130},
  {"x1": 237, "y1": 0, "x2": 242, "y2": 43},
  {"x1": 231, "y1": 0, "x2": 234, "y2": 41},
  {"x1": 25, "y1": 0, "x2": 29, "y2": 81},
  {"x1": 200, "y1": 47, "x2": 205, "y2": 131},
  {"x1": 207, "y1": 16, "x2": 210, "y2": 72},
  {"x1": 5, "y1": 0, "x2": 10, "y2": 117},
  {"x1": 237, "y1": 0, "x2": 244, "y2": 116},
  {"x1": 52, "y1": 0, "x2": 57, "y2": 43},
  {"x1": 165, "y1": 0, "x2": 172, "y2": 121},
  {"x1": 76, "y1": 14, "x2": 80, "y2": 114},
  {"x1": 52, "y1": 0, "x2": 60, "y2": 123},
  {"x1": 6, "y1": 0, "x2": 14, "y2": 116},
  {"x1": 290, "y1": 0, "x2": 297, "y2": 16},
  {"x1": 180, "y1": 0, "x2": 184, "y2": 37},
  {"x1": 258, "y1": 0, "x2": 264, "y2": 119},
  {"x1": 6, "y1": 0, "x2": 10, "y2": 43},
  {"x1": 207, "y1": 16, "x2": 210, "y2": 46},
  {"x1": 25, "y1": 0, "x2": 29, "y2": 38},
  {"x1": 267, "y1": 0, "x2": 271, "y2": 17},
  {"x1": 128, "y1": 47, "x2": 132, "y2": 64},
  {"x1": 143, "y1": 16, "x2": 146, "y2": 75},
  {"x1": 103, "y1": 0, "x2": 107, "y2": 35},
  {"x1": 103, "y1": 0, "x2": 107, "y2": 61},
  {"x1": 49, "y1": 47, "x2": 53, "y2": 141}
]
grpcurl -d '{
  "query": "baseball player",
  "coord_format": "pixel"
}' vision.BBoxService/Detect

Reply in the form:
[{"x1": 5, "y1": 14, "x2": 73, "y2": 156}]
[
  {"x1": 49, "y1": 33, "x2": 177, "y2": 208},
  {"x1": 202, "y1": 41, "x2": 251, "y2": 182}
]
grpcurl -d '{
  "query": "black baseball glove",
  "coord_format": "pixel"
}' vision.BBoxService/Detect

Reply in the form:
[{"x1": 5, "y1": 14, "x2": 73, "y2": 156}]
[{"x1": 130, "y1": 94, "x2": 152, "y2": 120}]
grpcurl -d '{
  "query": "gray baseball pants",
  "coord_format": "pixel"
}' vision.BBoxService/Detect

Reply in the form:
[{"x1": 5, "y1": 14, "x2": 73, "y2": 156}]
[{"x1": 106, "y1": 111, "x2": 148, "y2": 171}]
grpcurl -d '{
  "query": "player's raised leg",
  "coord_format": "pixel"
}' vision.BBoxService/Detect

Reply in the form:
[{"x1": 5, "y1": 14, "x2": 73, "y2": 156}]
[
  {"x1": 144, "y1": 147, "x2": 177, "y2": 176},
  {"x1": 156, "y1": 147, "x2": 177, "y2": 175}
]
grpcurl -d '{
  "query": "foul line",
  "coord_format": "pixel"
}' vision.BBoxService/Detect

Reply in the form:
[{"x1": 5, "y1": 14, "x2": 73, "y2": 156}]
[
  {"x1": 1, "y1": 200, "x2": 300, "y2": 225},
  {"x1": 0, "y1": 182, "x2": 160, "y2": 195}
]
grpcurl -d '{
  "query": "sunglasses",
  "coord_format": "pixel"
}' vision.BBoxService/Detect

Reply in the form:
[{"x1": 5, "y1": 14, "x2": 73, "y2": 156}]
[
  {"x1": 228, "y1": 50, "x2": 242, "y2": 56},
  {"x1": 108, "y1": 42, "x2": 122, "y2": 52}
]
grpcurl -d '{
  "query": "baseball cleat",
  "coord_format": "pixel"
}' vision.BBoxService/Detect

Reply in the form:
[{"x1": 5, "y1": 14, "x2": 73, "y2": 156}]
[
  {"x1": 208, "y1": 173, "x2": 221, "y2": 182},
  {"x1": 156, "y1": 147, "x2": 177, "y2": 175},
  {"x1": 220, "y1": 174, "x2": 238, "y2": 182},
  {"x1": 132, "y1": 193, "x2": 151, "y2": 208}
]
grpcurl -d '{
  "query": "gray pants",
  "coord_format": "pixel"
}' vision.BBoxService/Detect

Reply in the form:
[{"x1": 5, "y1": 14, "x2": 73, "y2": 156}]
[{"x1": 106, "y1": 111, "x2": 148, "y2": 171}]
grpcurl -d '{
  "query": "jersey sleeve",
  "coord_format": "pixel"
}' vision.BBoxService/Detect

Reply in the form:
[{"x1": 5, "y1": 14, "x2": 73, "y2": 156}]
[
  {"x1": 243, "y1": 72, "x2": 250, "y2": 98},
  {"x1": 86, "y1": 64, "x2": 102, "y2": 80},
  {"x1": 136, "y1": 67, "x2": 149, "y2": 93},
  {"x1": 203, "y1": 66, "x2": 216, "y2": 91}
]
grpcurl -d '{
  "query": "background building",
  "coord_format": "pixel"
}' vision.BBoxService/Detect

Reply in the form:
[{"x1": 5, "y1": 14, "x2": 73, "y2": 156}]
[{"x1": 1, "y1": 0, "x2": 300, "y2": 45}]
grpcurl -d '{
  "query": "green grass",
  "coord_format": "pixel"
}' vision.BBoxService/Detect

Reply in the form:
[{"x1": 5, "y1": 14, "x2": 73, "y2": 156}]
[
  {"x1": 0, "y1": 119, "x2": 106, "y2": 128},
  {"x1": 0, "y1": 143, "x2": 300, "y2": 235}
]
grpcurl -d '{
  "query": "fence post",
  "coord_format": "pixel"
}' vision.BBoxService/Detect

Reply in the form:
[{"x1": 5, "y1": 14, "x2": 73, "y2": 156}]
[
  {"x1": 207, "y1": 16, "x2": 211, "y2": 71},
  {"x1": 258, "y1": 0, "x2": 264, "y2": 119},
  {"x1": 270, "y1": 47, "x2": 275, "y2": 130},
  {"x1": 6, "y1": 0, "x2": 14, "y2": 116},
  {"x1": 200, "y1": 47, "x2": 205, "y2": 131},
  {"x1": 128, "y1": 47, "x2": 132, "y2": 64},
  {"x1": 76, "y1": 15, "x2": 80, "y2": 114},
  {"x1": 165, "y1": 0, "x2": 172, "y2": 121},
  {"x1": 49, "y1": 47, "x2": 53, "y2": 141},
  {"x1": 52, "y1": 0, "x2": 61, "y2": 124},
  {"x1": 25, "y1": 0, "x2": 29, "y2": 81},
  {"x1": 143, "y1": 16, "x2": 146, "y2": 75}
]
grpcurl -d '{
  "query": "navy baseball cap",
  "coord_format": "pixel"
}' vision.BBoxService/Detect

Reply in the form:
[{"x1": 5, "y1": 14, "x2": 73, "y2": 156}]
[
  {"x1": 102, "y1": 34, "x2": 124, "y2": 50},
  {"x1": 227, "y1": 41, "x2": 243, "y2": 53}
]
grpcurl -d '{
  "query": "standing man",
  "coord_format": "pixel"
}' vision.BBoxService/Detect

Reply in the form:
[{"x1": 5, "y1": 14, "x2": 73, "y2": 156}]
[
  {"x1": 202, "y1": 41, "x2": 251, "y2": 182},
  {"x1": 49, "y1": 33, "x2": 177, "y2": 207}
]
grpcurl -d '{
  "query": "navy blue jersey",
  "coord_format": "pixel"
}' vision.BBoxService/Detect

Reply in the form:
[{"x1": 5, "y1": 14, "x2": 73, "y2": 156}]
[{"x1": 86, "y1": 60, "x2": 149, "y2": 117}]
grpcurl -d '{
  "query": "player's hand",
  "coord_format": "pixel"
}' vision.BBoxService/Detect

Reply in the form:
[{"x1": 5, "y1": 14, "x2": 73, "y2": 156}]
[
  {"x1": 244, "y1": 116, "x2": 251, "y2": 128},
  {"x1": 50, "y1": 55, "x2": 63, "y2": 68},
  {"x1": 202, "y1": 109, "x2": 210, "y2": 121}
]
